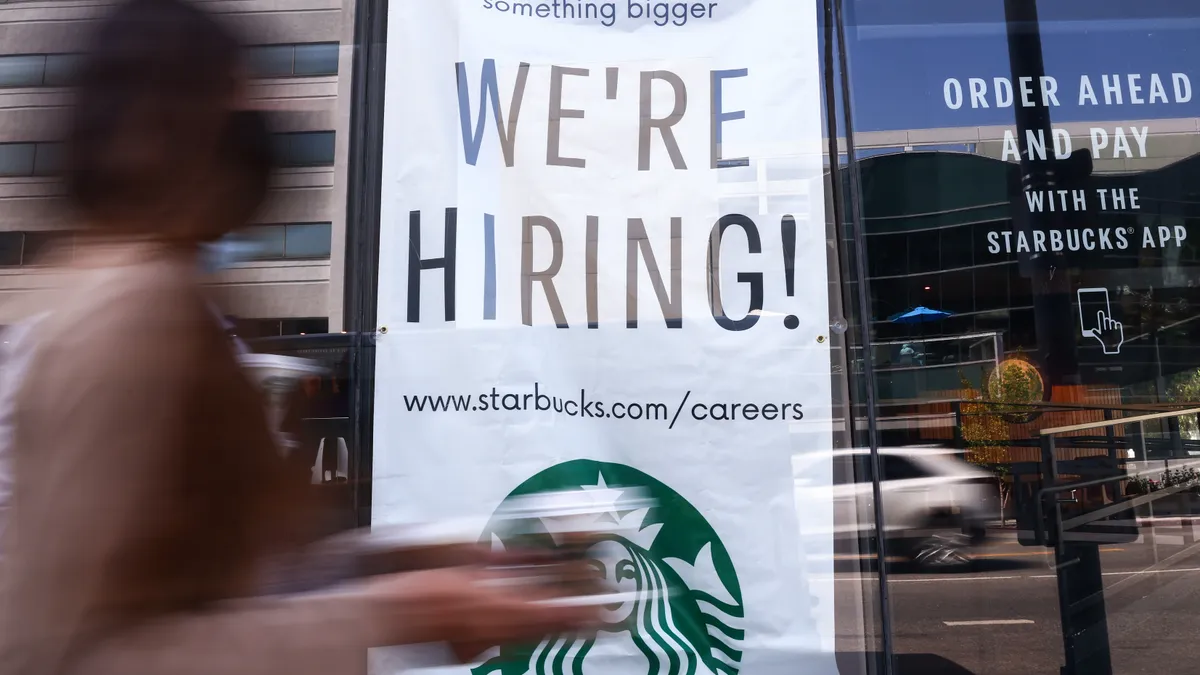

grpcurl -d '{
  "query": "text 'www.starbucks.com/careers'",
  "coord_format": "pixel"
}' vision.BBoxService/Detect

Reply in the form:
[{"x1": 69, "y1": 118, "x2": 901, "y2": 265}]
[{"x1": 401, "y1": 384, "x2": 803, "y2": 429}]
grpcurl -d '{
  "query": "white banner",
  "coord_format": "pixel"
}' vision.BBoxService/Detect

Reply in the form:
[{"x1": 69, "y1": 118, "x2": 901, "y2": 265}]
[{"x1": 373, "y1": 1, "x2": 836, "y2": 673}]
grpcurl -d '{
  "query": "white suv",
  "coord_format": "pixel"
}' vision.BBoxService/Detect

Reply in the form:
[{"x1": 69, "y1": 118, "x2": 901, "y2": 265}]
[{"x1": 795, "y1": 447, "x2": 999, "y2": 568}]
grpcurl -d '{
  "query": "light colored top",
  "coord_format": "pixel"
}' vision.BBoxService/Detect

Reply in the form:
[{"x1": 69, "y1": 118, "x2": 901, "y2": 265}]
[
  {"x1": 0, "y1": 243, "x2": 401, "y2": 675},
  {"x1": 0, "y1": 314, "x2": 46, "y2": 562}
]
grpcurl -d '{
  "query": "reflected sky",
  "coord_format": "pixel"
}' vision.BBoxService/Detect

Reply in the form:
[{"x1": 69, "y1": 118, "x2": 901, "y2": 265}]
[{"x1": 831, "y1": 0, "x2": 1200, "y2": 132}]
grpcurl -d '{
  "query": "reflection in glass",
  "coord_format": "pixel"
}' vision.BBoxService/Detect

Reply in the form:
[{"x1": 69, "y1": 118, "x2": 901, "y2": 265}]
[
  {"x1": 247, "y1": 44, "x2": 295, "y2": 78},
  {"x1": 0, "y1": 233, "x2": 23, "y2": 266},
  {"x1": 285, "y1": 223, "x2": 332, "y2": 259},
  {"x1": 293, "y1": 43, "x2": 339, "y2": 76},
  {"x1": 32, "y1": 143, "x2": 62, "y2": 176},
  {"x1": 245, "y1": 225, "x2": 286, "y2": 259},
  {"x1": 0, "y1": 144, "x2": 36, "y2": 177},
  {"x1": 0, "y1": 55, "x2": 46, "y2": 88},
  {"x1": 42, "y1": 54, "x2": 81, "y2": 87},
  {"x1": 277, "y1": 131, "x2": 336, "y2": 167}
]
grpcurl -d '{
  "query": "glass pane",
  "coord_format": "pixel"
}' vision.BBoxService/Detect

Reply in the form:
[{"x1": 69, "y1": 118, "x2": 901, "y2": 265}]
[
  {"x1": 866, "y1": 231, "x2": 907, "y2": 280},
  {"x1": 0, "y1": 55, "x2": 46, "y2": 88},
  {"x1": 269, "y1": 133, "x2": 293, "y2": 164},
  {"x1": 235, "y1": 318, "x2": 283, "y2": 339},
  {"x1": 845, "y1": 1, "x2": 1200, "y2": 673},
  {"x1": 22, "y1": 231, "x2": 64, "y2": 265},
  {"x1": 280, "y1": 317, "x2": 329, "y2": 335},
  {"x1": 242, "y1": 225, "x2": 286, "y2": 259},
  {"x1": 905, "y1": 227, "x2": 941, "y2": 273},
  {"x1": 940, "y1": 221, "x2": 975, "y2": 270},
  {"x1": 42, "y1": 54, "x2": 81, "y2": 87},
  {"x1": 0, "y1": 144, "x2": 36, "y2": 176},
  {"x1": 0, "y1": 4, "x2": 897, "y2": 672},
  {"x1": 284, "y1": 222, "x2": 331, "y2": 258},
  {"x1": 0, "y1": 233, "x2": 22, "y2": 266},
  {"x1": 293, "y1": 43, "x2": 338, "y2": 76},
  {"x1": 32, "y1": 143, "x2": 62, "y2": 176},
  {"x1": 278, "y1": 131, "x2": 335, "y2": 167},
  {"x1": 942, "y1": 269, "x2": 976, "y2": 317},
  {"x1": 246, "y1": 44, "x2": 294, "y2": 78}
]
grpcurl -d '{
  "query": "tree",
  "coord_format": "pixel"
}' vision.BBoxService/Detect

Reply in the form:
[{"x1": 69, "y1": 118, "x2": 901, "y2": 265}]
[
  {"x1": 1168, "y1": 367, "x2": 1200, "y2": 440},
  {"x1": 960, "y1": 359, "x2": 1045, "y2": 525}
]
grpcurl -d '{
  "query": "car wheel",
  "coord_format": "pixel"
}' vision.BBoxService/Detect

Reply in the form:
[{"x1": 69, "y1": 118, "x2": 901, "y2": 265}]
[{"x1": 910, "y1": 531, "x2": 973, "y2": 569}]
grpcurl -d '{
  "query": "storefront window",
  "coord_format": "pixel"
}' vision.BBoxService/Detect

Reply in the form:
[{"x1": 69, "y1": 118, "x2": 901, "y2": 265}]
[
  {"x1": 11, "y1": 0, "x2": 1200, "y2": 671},
  {"x1": 835, "y1": 1, "x2": 1200, "y2": 673}
]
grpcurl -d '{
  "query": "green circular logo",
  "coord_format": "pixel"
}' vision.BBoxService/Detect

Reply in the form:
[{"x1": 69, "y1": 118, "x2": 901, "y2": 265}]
[{"x1": 473, "y1": 460, "x2": 744, "y2": 675}]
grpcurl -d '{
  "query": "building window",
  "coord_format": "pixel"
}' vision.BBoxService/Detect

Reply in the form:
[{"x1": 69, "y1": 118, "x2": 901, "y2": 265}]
[
  {"x1": 32, "y1": 143, "x2": 62, "y2": 176},
  {"x1": 0, "y1": 54, "x2": 81, "y2": 88},
  {"x1": 0, "y1": 231, "x2": 72, "y2": 266},
  {"x1": 282, "y1": 318, "x2": 329, "y2": 336},
  {"x1": 0, "y1": 55, "x2": 48, "y2": 88},
  {"x1": 0, "y1": 44, "x2": 338, "y2": 90},
  {"x1": 247, "y1": 42, "x2": 340, "y2": 78},
  {"x1": 237, "y1": 222, "x2": 332, "y2": 260},
  {"x1": 234, "y1": 317, "x2": 329, "y2": 339},
  {"x1": 0, "y1": 144, "x2": 36, "y2": 177},
  {"x1": 0, "y1": 133, "x2": 334, "y2": 177},
  {"x1": 273, "y1": 132, "x2": 336, "y2": 168},
  {"x1": 247, "y1": 45, "x2": 295, "y2": 79},
  {"x1": 283, "y1": 222, "x2": 333, "y2": 258},
  {"x1": 293, "y1": 43, "x2": 340, "y2": 76},
  {"x1": 0, "y1": 233, "x2": 22, "y2": 266},
  {"x1": 42, "y1": 54, "x2": 80, "y2": 87},
  {"x1": 0, "y1": 142, "x2": 62, "y2": 177},
  {"x1": 23, "y1": 231, "x2": 64, "y2": 263},
  {"x1": 242, "y1": 225, "x2": 286, "y2": 259}
]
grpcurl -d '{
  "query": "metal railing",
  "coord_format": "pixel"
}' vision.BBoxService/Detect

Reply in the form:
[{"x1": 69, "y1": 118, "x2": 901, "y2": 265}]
[
  {"x1": 1033, "y1": 407, "x2": 1200, "y2": 546},
  {"x1": 1023, "y1": 406, "x2": 1200, "y2": 675}
]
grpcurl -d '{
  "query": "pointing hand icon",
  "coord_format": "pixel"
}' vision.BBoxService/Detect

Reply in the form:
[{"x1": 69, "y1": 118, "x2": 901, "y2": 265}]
[{"x1": 1085, "y1": 310, "x2": 1124, "y2": 355}]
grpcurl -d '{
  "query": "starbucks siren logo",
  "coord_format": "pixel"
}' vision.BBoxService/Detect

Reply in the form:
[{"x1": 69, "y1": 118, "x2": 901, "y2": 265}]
[{"x1": 474, "y1": 460, "x2": 744, "y2": 675}]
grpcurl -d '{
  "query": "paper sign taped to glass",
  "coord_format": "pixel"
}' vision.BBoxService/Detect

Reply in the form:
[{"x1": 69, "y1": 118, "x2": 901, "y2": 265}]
[{"x1": 372, "y1": 1, "x2": 836, "y2": 673}]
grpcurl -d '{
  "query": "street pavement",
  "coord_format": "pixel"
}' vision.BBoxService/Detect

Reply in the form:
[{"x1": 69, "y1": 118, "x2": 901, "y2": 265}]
[{"x1": 832, "y1": 524, "x2": 1200, "y2": 675}]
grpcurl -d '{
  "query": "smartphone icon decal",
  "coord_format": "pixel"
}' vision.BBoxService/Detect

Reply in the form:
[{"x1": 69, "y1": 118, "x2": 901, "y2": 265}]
[{"x1": 1077, "y1": 287, "x2": 1124, "y2": 356}]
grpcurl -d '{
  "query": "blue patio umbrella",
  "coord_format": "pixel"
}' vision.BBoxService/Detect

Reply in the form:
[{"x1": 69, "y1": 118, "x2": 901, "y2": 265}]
[{"x1": 889, "y1": 306, "x2": 953, "y2": 324}]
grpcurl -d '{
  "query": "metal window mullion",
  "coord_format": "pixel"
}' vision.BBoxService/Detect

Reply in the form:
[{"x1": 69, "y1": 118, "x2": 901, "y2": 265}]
[
  {"x1": 342, "y1": 0, "x2": 389, "y2": 528},
  {"x1": 823, "y1": 0, "x2": 895, "y2": 671}
]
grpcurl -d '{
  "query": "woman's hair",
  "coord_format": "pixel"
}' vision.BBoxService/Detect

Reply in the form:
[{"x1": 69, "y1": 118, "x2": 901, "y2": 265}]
[
  {"x1": 64, "y1": 0, "x2": 271, "y2": 222},
  {"x1": 220, "y1": 109, "x2": 276, "y2": 223}
]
